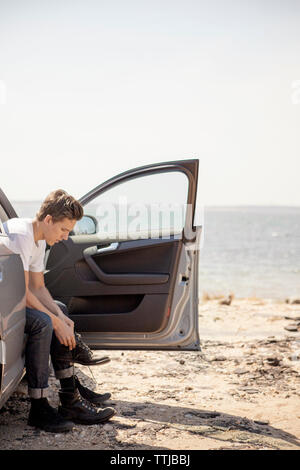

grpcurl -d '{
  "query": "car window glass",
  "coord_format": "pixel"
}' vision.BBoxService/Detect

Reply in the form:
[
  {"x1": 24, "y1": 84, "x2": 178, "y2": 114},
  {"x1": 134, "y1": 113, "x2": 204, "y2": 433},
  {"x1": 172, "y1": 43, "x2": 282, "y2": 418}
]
[{"x1": 79, "y1": 172, "x2": 188, "y2": 239}]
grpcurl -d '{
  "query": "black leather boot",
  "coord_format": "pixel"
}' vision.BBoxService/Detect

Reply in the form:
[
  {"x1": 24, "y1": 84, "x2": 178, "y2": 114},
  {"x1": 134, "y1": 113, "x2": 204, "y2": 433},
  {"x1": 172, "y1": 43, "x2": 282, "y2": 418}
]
[
  {"x1": 74, "y1": 376, "x2": 111, "y2": 406},
  {"x1": 55, "y1": 332, "x2": 111, "y2": 366},
  {"x1": 28, "y1": 398, "x2": 75, "y2": 433},
  {"x1": 58, "y1": 388, "x2": 115, "y2": 425},
  {"x1": 72, "y1": 333, "x2": 111, "y2": 366}
]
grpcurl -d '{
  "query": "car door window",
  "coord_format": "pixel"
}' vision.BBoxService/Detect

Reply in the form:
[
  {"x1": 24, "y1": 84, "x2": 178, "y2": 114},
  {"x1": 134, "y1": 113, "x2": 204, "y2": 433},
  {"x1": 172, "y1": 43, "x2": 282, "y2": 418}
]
[{"x1": 77, "y1": 171, "x2": 188, "y2": 240}]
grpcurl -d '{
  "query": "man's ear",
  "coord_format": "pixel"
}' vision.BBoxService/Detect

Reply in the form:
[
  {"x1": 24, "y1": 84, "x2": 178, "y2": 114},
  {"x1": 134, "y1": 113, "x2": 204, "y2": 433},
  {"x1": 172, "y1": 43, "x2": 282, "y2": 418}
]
[{"x1": 44, "y1": 214, "x2": 53, "y2": 225}]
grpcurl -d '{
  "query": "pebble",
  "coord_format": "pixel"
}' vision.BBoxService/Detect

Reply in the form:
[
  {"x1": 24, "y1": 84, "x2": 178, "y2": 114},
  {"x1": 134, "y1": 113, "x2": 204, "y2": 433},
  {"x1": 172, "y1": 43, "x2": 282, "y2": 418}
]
[
  {"x1": 284, "y1": 325, "x2": 298, "y2": 332},
  {"x1": 127, "y1": 428, "x2": 138, "y2": 436},
  {"x1": 266, "y1": 357, "x2": 281, "y2": 366},
  {"x1": 219, "y1": 295, "x2": 233, "y2": 306},
  {"x1": 289, "y1": 354, "x2": 300, "y2": 361},
  {"x1": 254, "y1": 420, "x2": 269, "y2": 426},
  {"x1": 241, "y1": 388, "x2": 260, "y2": 394},
  {"x1": 265, "y1": 338, "x2": 277, "y2": 344},
  {"x1": 289, "y1": 298, "x2": 300, "y2": 305},
  {"x1": 184, "y1": 413, "x2": 196, "y2": 419},
  {"x1": 234, "y1": 369, "x2": 248, "y2": 375},
  {"x1": 212, "y1": 356, "x2": 227, "y2": 362},
  {"x1": 103, "y1": 424, "x2": 113, "y2": 432}
]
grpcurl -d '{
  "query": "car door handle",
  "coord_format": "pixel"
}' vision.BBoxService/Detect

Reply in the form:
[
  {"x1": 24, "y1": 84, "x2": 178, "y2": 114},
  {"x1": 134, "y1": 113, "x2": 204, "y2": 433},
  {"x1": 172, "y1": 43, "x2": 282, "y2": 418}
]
[
  {"x1": 83, "y1": 243, "x2": 119, "y2": 258},
  {"x1": 96, "y1": 242, "x2": 119, "y2": 254},
  {"x1": 83, "y1": 246, "x2": 169, "y2": 286}
]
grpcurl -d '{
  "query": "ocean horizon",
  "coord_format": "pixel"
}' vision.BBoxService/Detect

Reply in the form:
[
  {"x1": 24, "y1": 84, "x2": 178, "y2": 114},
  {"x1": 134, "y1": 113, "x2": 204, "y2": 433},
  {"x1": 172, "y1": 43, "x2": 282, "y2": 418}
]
[{"x1": 11, "y1": 202, "x2": 300, "y2": 301}]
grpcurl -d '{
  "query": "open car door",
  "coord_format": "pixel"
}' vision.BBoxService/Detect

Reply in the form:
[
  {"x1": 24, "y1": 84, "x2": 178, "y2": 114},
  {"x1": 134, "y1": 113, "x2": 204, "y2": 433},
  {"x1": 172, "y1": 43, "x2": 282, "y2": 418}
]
[{"x1": 45, "y1": 159, "x2": 201, "y2": 350}]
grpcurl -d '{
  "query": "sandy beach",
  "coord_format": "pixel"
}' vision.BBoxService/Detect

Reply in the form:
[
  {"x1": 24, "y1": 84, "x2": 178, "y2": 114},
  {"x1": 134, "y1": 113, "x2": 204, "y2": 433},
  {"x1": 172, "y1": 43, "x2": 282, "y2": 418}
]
[{"x1": 1, "y1": 297, "x2": 300, "y2": 450}]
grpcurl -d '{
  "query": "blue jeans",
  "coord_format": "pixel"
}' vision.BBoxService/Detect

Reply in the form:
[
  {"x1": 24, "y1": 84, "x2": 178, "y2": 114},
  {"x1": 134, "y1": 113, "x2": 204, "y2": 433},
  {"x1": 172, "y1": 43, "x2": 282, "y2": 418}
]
[{"x1": 24, "y1": 301, "x2": 74, "y2": 398}]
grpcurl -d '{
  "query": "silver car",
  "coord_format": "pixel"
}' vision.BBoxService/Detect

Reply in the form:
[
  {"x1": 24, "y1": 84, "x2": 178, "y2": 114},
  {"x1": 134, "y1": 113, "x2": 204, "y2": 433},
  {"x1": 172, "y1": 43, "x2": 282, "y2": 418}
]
[{"x1": 0, "y1": 159, "x2": 201, "y2": 409}]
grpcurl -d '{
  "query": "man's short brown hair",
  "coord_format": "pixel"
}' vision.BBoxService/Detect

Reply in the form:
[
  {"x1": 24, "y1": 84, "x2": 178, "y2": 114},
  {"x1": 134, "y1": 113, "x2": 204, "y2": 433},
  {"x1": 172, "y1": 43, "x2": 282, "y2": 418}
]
[{"x1": 37, "y1": 189, "x2": 83, "y2": 223}]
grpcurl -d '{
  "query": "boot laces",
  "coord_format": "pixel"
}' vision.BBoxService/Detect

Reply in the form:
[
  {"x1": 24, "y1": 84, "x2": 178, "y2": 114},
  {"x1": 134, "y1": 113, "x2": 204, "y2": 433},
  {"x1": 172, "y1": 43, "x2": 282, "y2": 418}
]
[
  {"x1": 75, "y1": 333, "x2": 93, "y2": 358},
  {"x1": 73, "y1": 333, "x2": 100, "y2": 392},
  {"x1": 78, "y1": 396, "x2": 98, "y2": 412}
]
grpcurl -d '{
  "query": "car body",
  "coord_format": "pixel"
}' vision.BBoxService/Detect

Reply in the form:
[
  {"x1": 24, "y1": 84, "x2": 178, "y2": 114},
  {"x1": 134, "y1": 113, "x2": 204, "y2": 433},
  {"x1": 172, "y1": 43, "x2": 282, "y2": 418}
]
[{"x1": 0, "y1": 159, "x2": 201, "y2": 409}]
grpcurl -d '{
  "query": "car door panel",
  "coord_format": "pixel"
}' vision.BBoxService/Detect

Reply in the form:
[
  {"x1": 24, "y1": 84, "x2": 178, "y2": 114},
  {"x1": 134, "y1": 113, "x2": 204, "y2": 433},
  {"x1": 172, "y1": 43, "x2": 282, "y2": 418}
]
[
  {"x1": 69, "y1": 228, "x2": 202, "y2": 350},
  {"x1": 45, "y1": 236, "x2": 182, "y2": 333},
  {"x1": 46, "y1": 237, "x2": 180, "y2": 294},
  {"x1": 83, "y1": 246, "x2": 170, "y2": 286}
]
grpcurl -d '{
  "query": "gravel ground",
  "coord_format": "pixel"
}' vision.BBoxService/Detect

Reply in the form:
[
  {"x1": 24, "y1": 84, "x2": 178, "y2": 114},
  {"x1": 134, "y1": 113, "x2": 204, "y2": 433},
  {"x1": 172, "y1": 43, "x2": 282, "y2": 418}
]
[{"x1": 0, "y1": 298, "x2": 300, "y2": 450}]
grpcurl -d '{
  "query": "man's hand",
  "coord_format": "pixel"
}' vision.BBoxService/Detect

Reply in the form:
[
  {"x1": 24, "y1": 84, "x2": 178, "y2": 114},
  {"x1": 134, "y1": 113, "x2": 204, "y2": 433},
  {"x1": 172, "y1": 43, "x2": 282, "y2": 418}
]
[
  {"x1": 28, "y1": 271, "x2": 75, "y2": 342},
  {"x1": 52, "y1": 316, "x2": 76, "y2": 350},
  {"x1": 25, "y1": 271, "x2": 76, "y2": 349},
  {"x1": 58, "y1": 310, "x2": 75, "y2": 330}
]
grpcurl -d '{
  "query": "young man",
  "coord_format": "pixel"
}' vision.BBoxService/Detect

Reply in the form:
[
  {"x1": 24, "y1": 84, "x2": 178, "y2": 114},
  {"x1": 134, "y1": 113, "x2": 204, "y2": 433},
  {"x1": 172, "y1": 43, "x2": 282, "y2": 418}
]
[{"x1": 2, "y1": 189, "x2": 115, "y2": 432}]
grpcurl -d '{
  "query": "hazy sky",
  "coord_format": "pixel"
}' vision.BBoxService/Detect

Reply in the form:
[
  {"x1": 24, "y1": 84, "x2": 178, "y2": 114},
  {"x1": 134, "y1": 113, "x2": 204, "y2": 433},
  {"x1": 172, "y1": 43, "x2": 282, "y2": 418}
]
[{"x1": 0, "y1": 0, "x2": 299, "y2": 206}]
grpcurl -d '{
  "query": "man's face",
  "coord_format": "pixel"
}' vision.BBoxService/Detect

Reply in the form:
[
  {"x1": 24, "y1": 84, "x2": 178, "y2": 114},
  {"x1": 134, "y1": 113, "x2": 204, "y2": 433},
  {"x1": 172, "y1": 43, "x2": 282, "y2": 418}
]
[{"x1": 43, "y1": 216, "x2": 77, "y2": 245}]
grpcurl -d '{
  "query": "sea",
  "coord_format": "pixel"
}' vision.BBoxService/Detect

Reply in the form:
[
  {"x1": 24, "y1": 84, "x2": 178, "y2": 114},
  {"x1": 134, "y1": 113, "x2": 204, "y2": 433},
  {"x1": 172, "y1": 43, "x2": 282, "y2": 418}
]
[{"x1": 12, "y1": 202, "x2": 300, "y2": 301}]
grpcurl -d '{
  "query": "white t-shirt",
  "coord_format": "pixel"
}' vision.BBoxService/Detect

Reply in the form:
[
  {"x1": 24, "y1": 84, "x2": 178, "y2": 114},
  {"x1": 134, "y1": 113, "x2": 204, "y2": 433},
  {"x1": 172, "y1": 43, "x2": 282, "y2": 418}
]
[{"x1": 2, "y1": 218, "x2": 46, "y2": 272}]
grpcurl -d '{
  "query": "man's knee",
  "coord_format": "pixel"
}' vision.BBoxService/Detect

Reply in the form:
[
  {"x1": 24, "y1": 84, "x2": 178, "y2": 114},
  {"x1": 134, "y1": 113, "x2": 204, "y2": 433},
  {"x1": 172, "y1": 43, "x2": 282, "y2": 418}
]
[{"x1": 25, "y1": 308, "x2": 53, "y2": 337}]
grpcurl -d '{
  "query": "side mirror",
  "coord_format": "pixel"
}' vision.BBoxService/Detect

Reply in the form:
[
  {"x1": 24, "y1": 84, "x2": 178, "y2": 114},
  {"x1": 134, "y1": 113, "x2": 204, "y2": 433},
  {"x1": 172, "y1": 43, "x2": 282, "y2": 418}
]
[{"x1": 72, "y1": 215, "x2": 98, "y2": 235}]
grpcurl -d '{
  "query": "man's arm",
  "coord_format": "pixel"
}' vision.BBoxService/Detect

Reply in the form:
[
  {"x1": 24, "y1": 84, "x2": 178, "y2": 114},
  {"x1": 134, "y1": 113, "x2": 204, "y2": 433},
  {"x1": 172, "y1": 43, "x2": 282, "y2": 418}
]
[
  {"x1": 28, "y1": 271, "x2": 72, "y2": 322},
  {"x1": 25, "y1": 271, "x2": 76, "y2": 350}
]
